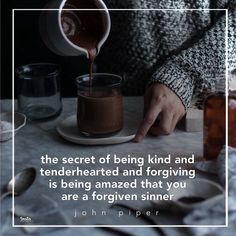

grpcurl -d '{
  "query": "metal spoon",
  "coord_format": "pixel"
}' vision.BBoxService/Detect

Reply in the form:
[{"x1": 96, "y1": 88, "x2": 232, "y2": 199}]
[{"x1": 0, "y1": 168, "x2": 36, "y2": 200}]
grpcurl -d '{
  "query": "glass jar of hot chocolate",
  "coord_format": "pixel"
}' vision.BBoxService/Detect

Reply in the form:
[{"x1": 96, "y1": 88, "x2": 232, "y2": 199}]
[{"x1": 76, "y1": 73, "x2": 123, "y2": 137}]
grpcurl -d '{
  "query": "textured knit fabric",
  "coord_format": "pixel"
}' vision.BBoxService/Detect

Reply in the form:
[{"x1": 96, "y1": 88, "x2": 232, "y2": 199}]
[{"x1": 96, "y1": 0, "x2": 236, "y2": 109}]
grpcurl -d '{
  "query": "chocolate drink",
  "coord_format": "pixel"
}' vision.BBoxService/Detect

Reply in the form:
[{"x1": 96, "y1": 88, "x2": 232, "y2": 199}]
[
  {"x1": 77, "y1": 93, "x2": 123, "y2": 136},
  {"x1": 61, "y1": 0, "x2": 107, "y2": 81}
]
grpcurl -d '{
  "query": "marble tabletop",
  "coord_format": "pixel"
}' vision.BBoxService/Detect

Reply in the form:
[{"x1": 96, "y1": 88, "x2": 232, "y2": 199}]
[{"x1": 0, "y1": 97, "x2": 210, "y2": 236}]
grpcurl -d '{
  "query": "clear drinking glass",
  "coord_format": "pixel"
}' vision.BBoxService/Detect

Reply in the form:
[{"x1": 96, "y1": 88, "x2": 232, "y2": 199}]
[
  {"x1": 76, "y1": 73, "x2": 123, "y2": 137},
  {"x1": 16, "y1": 63, "x2": 62, "y2": 120}
]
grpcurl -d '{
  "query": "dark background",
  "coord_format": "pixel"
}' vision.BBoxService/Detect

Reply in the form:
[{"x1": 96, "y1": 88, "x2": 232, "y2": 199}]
[{"x1": 1, "y1": 0, "x2": 91, "y2": 99}]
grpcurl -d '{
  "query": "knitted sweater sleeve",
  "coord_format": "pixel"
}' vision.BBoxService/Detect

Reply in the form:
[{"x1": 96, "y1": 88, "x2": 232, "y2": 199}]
[{"x1": 150, "y1": 8, "x2": 236, "y2": 110}]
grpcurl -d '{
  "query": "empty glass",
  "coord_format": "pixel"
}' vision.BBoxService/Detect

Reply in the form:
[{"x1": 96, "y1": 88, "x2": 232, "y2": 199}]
[{"x1": 16, "y1": 63, "x2": 62, "y2": 120}]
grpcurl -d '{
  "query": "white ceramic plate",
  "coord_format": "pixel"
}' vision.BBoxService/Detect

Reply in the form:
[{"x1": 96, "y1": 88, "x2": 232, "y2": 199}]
[{"x1": 56, "y1": 114, "x2": 141, "y2": 145}]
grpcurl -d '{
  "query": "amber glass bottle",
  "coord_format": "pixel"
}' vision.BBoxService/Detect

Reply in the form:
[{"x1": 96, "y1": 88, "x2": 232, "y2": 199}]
[
  {"x1": 204, "y1": 80, "x2": 236, "y2": 161},
  {"x1": 229, "y1": 91, "x2": 236, "y2": 147}
]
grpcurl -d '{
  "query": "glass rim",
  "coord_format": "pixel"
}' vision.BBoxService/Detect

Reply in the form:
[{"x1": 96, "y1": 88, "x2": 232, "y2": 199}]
[
  {"x1": 76, "y1": 73, "x2": 122, "y2": 88},
  {"x1": 16, "y1": 63, "x2": 60, "y2": 79}
]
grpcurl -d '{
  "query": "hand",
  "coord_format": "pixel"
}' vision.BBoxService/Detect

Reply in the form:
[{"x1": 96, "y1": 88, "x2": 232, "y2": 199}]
[{"x1": 134, "y1": 83, "x2": 185, "y2": 142}]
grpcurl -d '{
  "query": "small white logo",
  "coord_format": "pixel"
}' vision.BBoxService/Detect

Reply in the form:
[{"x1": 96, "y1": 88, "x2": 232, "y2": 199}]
[{"x1": 20, "y1": 216, "x2": 32, "y2": 223}]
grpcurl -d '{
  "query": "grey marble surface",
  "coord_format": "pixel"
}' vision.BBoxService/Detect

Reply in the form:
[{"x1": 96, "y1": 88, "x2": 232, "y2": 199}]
[{"x1": 1, "y1": 97, "x2": 207, "y2": 236}]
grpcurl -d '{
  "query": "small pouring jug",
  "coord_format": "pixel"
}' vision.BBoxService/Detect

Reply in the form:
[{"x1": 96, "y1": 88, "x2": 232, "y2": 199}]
[{"x1": 39, "y1": 0, "x2": 111, "y2": 57}]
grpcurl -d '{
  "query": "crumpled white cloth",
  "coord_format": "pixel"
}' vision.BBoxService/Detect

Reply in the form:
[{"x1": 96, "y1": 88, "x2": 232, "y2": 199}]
[{"x1": 183, "y1": 146, "x2": 236, "y2": 236}]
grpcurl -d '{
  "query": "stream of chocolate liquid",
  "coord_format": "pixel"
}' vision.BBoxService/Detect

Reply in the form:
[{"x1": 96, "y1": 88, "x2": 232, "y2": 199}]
[{"x1": 88, "y1": 48, "x2": 97, "y2": 88}]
